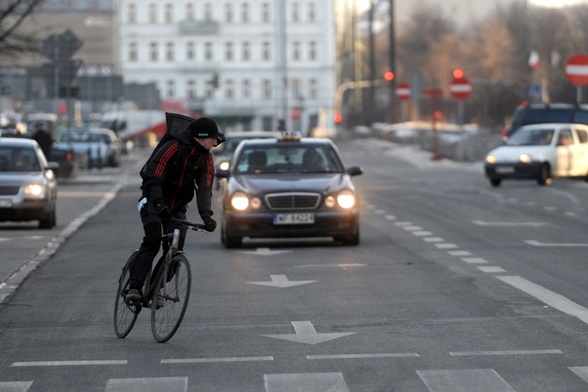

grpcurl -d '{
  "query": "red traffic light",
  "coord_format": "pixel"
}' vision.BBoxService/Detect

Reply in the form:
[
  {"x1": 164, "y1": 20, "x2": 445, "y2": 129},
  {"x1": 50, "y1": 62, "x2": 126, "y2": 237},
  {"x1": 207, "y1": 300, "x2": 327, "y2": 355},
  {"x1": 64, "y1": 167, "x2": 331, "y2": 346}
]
[
  {"x1": 384, "y1": 71, "x2": 395, "y2": 82},
  {"x1": 452, "y1": 68, "x2": 464, "y2": 79},
  {"x1": 334, "y1": 114, "x2": 343, "y2": 123}
]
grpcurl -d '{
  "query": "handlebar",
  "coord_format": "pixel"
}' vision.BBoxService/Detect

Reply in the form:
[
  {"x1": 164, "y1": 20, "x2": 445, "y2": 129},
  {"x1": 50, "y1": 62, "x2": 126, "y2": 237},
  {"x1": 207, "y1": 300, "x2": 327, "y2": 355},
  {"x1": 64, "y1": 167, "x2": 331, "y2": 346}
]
[{"x1": 171, "y1": 218, "x2": 209, "y2": 233}]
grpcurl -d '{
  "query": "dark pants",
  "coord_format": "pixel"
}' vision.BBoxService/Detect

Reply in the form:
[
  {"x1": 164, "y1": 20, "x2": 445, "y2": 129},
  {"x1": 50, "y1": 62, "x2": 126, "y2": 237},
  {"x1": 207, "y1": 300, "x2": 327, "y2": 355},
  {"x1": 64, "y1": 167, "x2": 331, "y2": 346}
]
[{"x1": 128, "y1": 200, "x2": 187, "y2": 291}]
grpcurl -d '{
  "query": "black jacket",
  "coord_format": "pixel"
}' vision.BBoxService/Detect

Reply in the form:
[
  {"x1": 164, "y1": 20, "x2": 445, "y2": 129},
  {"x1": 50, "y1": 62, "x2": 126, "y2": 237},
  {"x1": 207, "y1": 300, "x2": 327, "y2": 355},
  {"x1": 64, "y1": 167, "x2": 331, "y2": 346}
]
[{"x1": 140, "y1": 120, "x2": 214, "y2": 218}]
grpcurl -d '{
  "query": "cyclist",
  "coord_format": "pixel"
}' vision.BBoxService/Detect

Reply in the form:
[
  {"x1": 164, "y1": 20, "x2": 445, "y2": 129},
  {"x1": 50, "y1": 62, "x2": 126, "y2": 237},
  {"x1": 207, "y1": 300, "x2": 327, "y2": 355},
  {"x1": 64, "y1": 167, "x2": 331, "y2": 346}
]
[{"x1": 125, "y1": 114, "x2": 225, "y2": 303}]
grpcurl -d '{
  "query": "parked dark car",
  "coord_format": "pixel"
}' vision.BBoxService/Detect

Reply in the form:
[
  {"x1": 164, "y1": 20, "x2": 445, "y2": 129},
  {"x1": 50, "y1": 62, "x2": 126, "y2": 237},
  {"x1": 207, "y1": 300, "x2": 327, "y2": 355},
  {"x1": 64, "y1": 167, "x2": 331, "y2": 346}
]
[
  {"x1": 0, "y1": 138, "x2": 58, "y2": 228},
  {"x1": 49, "y1": 145, "x2": 77, "y2": 178},
  {"x1": 503, "y1": 102, "x2": 588, "y2": 140},
  {"x1": 216, "y1": 132, "x2": 363, "y2": 248}
]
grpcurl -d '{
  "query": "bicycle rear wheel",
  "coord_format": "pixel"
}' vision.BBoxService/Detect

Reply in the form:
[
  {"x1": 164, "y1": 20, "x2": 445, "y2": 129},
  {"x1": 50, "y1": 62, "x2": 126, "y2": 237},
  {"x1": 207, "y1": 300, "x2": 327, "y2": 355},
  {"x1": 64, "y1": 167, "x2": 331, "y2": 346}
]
[
  {"x1": 113, "y1": 251, "x2": 141, "y2": 338},
  {"x1": 151, "y1": 253, "x2": 191, "y2": 343}
]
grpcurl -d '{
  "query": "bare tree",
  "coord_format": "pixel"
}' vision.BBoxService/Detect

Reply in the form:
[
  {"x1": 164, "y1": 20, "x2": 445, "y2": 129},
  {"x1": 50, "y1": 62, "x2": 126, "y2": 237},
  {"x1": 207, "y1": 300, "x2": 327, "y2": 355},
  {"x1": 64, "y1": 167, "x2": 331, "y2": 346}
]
[{"x1": 0, "y1": 0, "x2": 45, "y2": 55}]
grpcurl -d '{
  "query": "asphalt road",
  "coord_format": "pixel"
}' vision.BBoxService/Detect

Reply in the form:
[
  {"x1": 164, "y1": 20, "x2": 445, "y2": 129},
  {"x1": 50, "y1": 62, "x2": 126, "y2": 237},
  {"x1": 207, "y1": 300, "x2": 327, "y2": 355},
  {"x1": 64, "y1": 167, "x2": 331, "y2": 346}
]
[{"x1": 2, "y1": 138, "x2": 588, "y2": 391}]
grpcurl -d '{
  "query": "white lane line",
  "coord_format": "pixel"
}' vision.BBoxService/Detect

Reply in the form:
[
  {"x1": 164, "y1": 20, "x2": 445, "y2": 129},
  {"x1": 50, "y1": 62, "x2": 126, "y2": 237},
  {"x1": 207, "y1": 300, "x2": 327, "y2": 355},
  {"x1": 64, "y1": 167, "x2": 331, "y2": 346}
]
[
  {"x1": 413, "y1": 231, "x2": 433, "y2": 236},
  {"x1": 264, "y1": 373, "x2": 349, "y2": 392},
  {"x1": 448, "y1": 250, "x2": 472, "y2": 256},
  {"x1": 106, "y1": 377, "x2": 187, "y2": 392},
  {"x1": 295, "y1": 264, "x2": 366, "y2": 268},
  {"x1": 473, "y1": 220, "x2": 544, "y2": 227},
  {"x1": 423, "y1": 237, "x2": 444, "y2": 243},
  {"x1": 461, "y1": 257, "x2": 489, "y2": 264},
  {"x1": 525, "y1": 240, "x2": 588, "y2": 247},
  {"x1": 375, "y1": 209, "x2": 386, "y2": 215},
  {"x1": 498, "y1": 275, "x2": 588, "y2": 325},
  {"x1": 403, "y1": 226, "x2": 423, "y2": 231},
  {"x1": 417, "y1": 369, "x2": 515, "y2": 392},
  {"x1": 385, "y1": 215, "x2": 396, "y2": 220},
  {"x1": 570, "y1": 366, "x2": 588, "y2": 383},
  {"x1": 162, "y1": 356, "x2": 273, "y2": 364},
  {"x1": 435, "y1": 243, "x2": 458, "y2": 249},
  {"x1": 307, "y1": 353, "x2": 419, "y2": 360},
  {"x1": 450, "y1": 349, "x2": 562, "y2": 356},
  {"x1": 12, "y1": 360, "x2": 127, "y2": 367},
  {"x1": 477, "y1": 266, "x2": 506, "y2": 273},
  {"x1": 394, "y1": 221, "x2": 412, "y2": 226},
  {"x1": 0, "y1": 381, "x2": 32, "y2": 391}
]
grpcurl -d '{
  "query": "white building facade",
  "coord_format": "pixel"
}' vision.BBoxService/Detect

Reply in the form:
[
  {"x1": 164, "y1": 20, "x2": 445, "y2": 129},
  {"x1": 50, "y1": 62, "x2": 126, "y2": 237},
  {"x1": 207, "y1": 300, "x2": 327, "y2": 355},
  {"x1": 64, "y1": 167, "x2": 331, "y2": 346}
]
[{"x1": 116, "y1": 0, "x2": 336, "y2": 134}]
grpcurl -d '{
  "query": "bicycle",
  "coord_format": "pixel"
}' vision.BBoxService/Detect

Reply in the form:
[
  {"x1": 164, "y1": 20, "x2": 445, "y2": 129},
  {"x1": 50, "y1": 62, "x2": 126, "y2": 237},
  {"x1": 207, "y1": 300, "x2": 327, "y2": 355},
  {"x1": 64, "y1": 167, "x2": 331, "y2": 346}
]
[{"x1": 113, "y1": 218, "x2": 207, "y2": 343}]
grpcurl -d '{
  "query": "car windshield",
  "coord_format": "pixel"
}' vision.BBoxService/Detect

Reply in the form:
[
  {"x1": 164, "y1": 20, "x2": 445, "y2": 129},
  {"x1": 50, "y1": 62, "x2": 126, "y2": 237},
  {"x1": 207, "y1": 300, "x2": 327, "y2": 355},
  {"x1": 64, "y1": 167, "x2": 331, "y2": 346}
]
[
  {"x1": 506, "y1": 128, "x2": 554, "y2": 146},
  {"x1": 234, "y1": 145, "x2": 344, "y2": 174},
  {"x1": 0, "y1": 146, "x2": 41, "y2": 172},
  {"x1": 59, "y1": 130, "x2": 101, "y2": 143}
]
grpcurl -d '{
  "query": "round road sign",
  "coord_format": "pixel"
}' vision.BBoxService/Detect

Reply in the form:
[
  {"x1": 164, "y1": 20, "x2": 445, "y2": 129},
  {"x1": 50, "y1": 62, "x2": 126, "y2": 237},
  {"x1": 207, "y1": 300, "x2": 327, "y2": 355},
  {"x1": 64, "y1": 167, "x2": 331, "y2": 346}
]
[
  {"x1": 395, "y1": 82, "x2": 410, "y2": 100},
  {"x1": 565, "y1": 54, "x2": 588, "y2": 86},
  {"x1": 449, "y1": 77, "x2": 472, "y2": 100}
]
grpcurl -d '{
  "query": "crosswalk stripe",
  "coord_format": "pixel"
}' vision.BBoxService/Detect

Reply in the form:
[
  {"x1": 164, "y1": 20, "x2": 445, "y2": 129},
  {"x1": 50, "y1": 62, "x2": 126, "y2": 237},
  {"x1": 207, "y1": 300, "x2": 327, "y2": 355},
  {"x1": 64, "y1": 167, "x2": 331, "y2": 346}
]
[
  {"x1": 417, "y1": 369, "x2": 515, "y2": 392},
  {"x1": 0, "y1": 381, "x2": 32, "y2": 392},
  {"x1": 105, "y1": 377, "x2": 188, "y2": 392},
  {"x1": 264, "y1": 373, "x2": 349, "y2": 392}
]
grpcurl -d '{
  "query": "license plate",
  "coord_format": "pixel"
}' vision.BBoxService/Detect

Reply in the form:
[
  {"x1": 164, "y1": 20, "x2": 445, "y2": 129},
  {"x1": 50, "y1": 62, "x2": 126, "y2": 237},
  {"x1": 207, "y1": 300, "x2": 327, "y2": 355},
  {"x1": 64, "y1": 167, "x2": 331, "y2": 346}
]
[
  {"x1": 273, "y1": 213, "x2": 315, "y2": 225},
  {"x1": 496, "y1": 166, "x2": 514, "y2": 174},
  {"x1": 0, "y1": 199, "x2": 12, "y2": 207}
]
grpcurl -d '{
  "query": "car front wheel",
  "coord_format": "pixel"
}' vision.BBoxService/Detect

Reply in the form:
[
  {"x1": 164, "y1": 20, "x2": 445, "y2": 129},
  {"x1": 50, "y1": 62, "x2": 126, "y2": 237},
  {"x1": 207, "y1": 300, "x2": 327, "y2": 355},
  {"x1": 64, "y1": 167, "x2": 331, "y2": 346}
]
[
  {"x1": 221, "y1": 224, "x2": 242, "y2": 249},
  {"x1": 39, "y1": 207, "x2": 56, "y2": 229},
  {"x1": 490, "y1": 178, "x2": 501, "y2": 187},
  {"x1": 537, "y1": 163, "x2": 551, "y2": 186}
]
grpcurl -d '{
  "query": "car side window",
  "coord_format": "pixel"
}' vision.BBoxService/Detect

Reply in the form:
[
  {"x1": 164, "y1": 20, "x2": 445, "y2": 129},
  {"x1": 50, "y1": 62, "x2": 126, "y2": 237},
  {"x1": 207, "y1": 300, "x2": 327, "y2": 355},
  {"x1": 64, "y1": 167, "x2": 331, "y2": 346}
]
[
  {"x1": 576, "y1": 128, "x2": 588, "y2": 144},
  {"x1": 557, "y1": 129, "x2": 574, "y2": 146}
]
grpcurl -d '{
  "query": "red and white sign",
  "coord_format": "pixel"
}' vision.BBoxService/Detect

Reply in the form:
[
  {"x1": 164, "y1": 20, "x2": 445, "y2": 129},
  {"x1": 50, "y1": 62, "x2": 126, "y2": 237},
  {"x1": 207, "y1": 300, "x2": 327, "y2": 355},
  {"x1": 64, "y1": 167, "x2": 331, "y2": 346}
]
[
  {"x1": 449, "y1": 77, "x2": 472, "y2": 100},
  {"x1": 395, "y1": 82, "x2": 410, "y2": 100},
  {"x1": 565, "y1": 54, "x2": 588, "y2": 86}
]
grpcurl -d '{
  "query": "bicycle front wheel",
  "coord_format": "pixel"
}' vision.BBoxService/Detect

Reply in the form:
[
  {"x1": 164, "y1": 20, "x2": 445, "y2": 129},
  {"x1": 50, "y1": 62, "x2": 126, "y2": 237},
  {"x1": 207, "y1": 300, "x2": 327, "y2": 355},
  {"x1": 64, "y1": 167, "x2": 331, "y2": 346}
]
[
  {"x1": 151, "y1": 254, "x2": 192, "y2": 343},
  {"x1": 113, "y1": 251, "x2": 140, "y2": 338}
]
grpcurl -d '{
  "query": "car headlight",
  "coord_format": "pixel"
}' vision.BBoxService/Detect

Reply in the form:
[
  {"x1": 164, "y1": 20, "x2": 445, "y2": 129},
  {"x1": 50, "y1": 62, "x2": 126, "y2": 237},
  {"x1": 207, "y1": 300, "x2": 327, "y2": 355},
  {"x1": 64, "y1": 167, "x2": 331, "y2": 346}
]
[
  {"x1": 336, "y1": 189, "x2": 356, "y2": 209},
  {"x1": 486, "y1": 155, "x2": 496, "y2": 164},
  {"x1": 219, "y1": 161, "x2": 230, "y2": 171},
  {"x1": 24, "y1": 183, "x2": 46, "y2": 198},
  {"x1": 230, "y1": 191, "x2": 250, "y2": 211},
  {"x1": 519, "y1": 154, "x2": 532, "y2": 163}
]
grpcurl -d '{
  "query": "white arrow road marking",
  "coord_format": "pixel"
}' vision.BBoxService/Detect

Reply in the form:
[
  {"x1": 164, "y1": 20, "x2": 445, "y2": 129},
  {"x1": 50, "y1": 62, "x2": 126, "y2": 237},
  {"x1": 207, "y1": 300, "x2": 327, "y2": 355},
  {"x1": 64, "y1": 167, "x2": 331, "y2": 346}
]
[
  {"x1": 247, "y1": 274, "x2": 316, "y2": 288},
  {"x1": 239, "y1": 247, "x2": 292, "y2": 256},
  {"x1": 525, "y1": 240, "x2": 588, "y2": 247},
  {"x1": 263, "y1": 321, "x2": 355, "y2": 345},
  {"x1": 473, "y1": 220, "x2": 545, "y2": 227}
]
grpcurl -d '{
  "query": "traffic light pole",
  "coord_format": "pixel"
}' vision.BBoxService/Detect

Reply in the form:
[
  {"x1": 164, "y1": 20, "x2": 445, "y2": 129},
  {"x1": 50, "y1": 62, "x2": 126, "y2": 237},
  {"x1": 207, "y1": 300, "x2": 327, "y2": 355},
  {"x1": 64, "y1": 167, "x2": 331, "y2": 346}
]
[{"x1": 334, "y1": 79, "x2": 386, "y2": 125}]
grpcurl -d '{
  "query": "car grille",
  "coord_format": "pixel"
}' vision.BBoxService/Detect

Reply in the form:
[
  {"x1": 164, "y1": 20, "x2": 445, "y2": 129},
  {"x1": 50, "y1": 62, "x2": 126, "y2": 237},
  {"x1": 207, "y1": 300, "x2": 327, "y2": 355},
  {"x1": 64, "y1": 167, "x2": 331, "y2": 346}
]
[
  {"x1": 0, "y1": 186, "x2": 20, "y2": 196},
  {"x1": 265, "y1": 192, "x2": 320, "y2": 210}
]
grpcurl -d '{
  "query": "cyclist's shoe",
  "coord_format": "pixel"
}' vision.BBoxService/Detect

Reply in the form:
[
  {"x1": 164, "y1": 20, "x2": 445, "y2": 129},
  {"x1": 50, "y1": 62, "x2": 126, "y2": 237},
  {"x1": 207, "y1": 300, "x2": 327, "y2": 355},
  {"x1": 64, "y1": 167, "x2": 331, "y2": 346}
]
[
  {"x1": 148, "y1": 294, "x2": 165, "y2": 309},
  {"x1": 125, "y1": 288, "x2": 142, "y2": 304}
]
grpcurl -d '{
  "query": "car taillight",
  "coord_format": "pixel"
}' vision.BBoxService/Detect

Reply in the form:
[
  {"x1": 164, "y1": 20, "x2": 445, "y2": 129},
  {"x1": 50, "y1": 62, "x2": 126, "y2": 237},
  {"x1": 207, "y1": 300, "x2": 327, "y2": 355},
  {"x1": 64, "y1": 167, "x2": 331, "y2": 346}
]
[
  {"x1": 502, "y1": 128, "x2": 509, "y2": 141},
  {"x1": 66, "y1": 151, "x2": 73, "y2": 162}
]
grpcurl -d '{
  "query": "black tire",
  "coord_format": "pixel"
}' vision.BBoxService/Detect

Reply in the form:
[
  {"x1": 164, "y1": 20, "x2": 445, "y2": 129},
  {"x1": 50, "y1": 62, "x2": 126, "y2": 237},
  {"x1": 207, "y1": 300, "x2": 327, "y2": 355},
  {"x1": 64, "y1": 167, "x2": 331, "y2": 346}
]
[
  {"x1": 490, "y1": 178, "x2": 501, "y2": 187},
  {"x1": 337, "y1": 222, "x2": 360, "y2": 246},
  {"x1": 221, "y1": 224, "x2": 242, "y2": 248},
  {"x1": 38, "y1": 206, "x2": 56, "y2": 229},
  {"x1": 113, "y1": 251, "x2": 140, "y2": 338},
  {"x1": 537, "y1": 163, "x2": 551, "y2": 185},
  {"x1": 151, "y1": 254, "x2": 191, "y2": 343}
]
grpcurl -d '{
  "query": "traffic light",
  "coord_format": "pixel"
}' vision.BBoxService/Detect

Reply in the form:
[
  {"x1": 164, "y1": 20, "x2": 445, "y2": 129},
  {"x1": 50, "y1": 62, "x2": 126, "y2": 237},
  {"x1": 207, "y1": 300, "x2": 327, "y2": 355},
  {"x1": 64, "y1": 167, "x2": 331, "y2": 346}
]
[
  {"x1": 334, "y1": 114, "x2": 343, "y2": 124},
  {"x1": 384, "y1": 71, "x2": 395, "y2": 82},
  {"x1": 452, "y1": 68, "x2": 464, "y2": 79}
]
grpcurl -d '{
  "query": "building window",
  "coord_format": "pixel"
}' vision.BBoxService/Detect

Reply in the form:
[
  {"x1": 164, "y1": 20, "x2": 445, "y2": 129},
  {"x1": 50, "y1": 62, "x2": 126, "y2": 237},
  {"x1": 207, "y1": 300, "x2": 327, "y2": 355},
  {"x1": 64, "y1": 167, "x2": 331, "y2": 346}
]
[
  {"x1": 291, "y1": 78, "x2": 300, "y2": 98},
  {"x1": 308, "y1": 3, "x2": 316, "y2": 22},
  {"x1": 242, "y1": 42, "x2": 250, "y2": 61},
  {"x1": 127, "y1": 3, "x2": 136, "y2": 23},
  {"x1": 292, "y1": 41, "x2": 300, "y2": 61},
  {"x1": 308, "y1": 41, "x2": 316, "y2": 61},
  {"x1": 225, "y1": 4, "x2": 233, "y2": 23},
  {"x1": 187, "y1": 80, "x2": 196, "y2": 99},
  {"x1": 165, "y1": 3, "x2": 173, "y2": 23},
  {"x1": 166, "y1": 42, "x2": 174, "y2": 61},
  {"x1": 242, "y1": 80, "x2": 251, "y2": 98},
  {"x1": 186, "y1": 3, "x2": 194, "y2": 20},
  {"x1": 241, "y1": 3, "x2": 249, "y2": 23},
  {"x1": 186, "y1": 42, "x2": 195, "y2": 60},
  {"x1": 262, "y1": 79, "x2": 272, "y2": 100},
  {"x1": 261, "y1": 3, "x2": 270, "y2": 23},
  {"x1": 205, "y1": 42, "x2": 213, "y2": 60},
  {"x1": 204, "y1": 3, "x2": 212, "y2": 21},
  {"x1": 224, "y1": 79, "x2": 234, "y2": 100},
  {"x1": 262, "y1": 41, "x2": 271, "y2": 61},
  {"x1": 149, "y1": 3, "x2": 157, "y2": 23},
  {"x1": 150, "y1": 42, "x2": 158, "y2": 61},
  {"x1": 291, "y1": 2, "x2": 299, "y2": 23},
  {"x1": 128, "y1": 42, "x2": 138, "y2": 62},
  {"x1": 225, "y1": 42, "x2": 233, "y2": 61},
  {"x1": 166, "y1": 80, "x2": 176, "y2": 98},
  {"x1": 309, "y1": 79, "x2": 318, "y2": 99}
]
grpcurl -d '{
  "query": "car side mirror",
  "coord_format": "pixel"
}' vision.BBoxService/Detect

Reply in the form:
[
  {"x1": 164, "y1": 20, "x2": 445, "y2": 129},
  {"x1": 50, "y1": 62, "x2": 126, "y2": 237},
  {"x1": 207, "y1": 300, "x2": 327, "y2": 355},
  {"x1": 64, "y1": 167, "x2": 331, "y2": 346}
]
[
  {"x1": 347, "y1": 166, "x2": 363, "y2": 176},
  {"x1": 46, "y1": 161, "x2": 60, "y2": 171}
]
